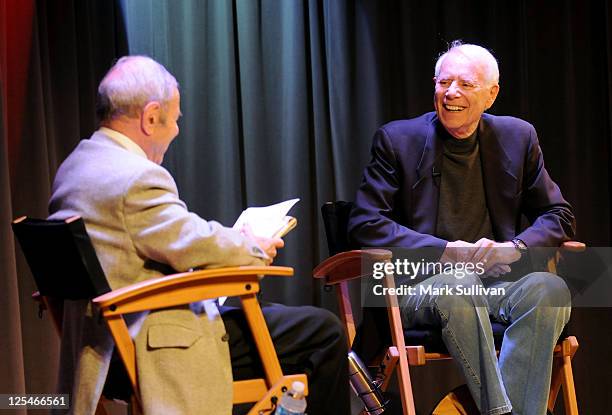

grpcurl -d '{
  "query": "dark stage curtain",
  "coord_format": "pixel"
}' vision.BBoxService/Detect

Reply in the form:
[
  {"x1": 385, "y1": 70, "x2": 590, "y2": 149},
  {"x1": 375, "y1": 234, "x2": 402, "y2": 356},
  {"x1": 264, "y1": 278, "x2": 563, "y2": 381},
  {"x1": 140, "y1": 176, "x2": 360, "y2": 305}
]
[
  {"x1": 120, "y1": 0, "x2": 389, "y2": 309},
  {"x1": 2, "y1": 0, "x2": 611, "y2": 413},
  {"x1": 0, "y1": 0, "x2": 128, "y2": 403}
]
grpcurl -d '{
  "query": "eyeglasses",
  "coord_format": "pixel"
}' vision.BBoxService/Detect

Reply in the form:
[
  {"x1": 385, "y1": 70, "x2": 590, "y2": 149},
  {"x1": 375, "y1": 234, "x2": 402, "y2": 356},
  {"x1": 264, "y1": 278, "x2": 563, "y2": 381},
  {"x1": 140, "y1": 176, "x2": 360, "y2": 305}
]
[{"x1": 435, "y1": 78, "x2": 480, "y2": 91}]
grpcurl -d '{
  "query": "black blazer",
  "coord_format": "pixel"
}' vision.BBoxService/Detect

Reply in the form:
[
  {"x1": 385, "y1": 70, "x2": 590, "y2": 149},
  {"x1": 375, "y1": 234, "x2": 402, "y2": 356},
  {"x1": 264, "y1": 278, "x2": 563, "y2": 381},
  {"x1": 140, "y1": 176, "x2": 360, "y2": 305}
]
[{"x1": 348, "y1": 112, "x2": 576, "y2": 251}]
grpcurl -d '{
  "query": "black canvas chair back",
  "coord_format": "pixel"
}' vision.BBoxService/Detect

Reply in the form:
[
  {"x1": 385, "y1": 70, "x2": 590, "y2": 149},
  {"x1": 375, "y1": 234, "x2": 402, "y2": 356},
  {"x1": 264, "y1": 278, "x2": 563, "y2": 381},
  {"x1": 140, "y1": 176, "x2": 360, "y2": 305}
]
[
  {"x1": 12, "y1": 216, "x2": 132, "y2": 401},
  {"x1": 321, "y1": 201, "x2": 354, "y2": 256},
  {"x1": 12, "y1": 216, "x2": 110, "y2": 300}
]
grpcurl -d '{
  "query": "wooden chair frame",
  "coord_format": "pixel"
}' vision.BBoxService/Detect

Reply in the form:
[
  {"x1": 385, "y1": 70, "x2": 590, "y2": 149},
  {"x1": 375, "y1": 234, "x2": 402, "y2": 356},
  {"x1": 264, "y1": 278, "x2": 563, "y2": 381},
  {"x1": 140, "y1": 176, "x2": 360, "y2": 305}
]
[
  {"x1": 17, "y1": 217, "x2": 307, "y2": 415},
  {"x1": 93, "y1": 265, "x2": 307, "y2": 414},
  {"x1": 314, "y1": 243, "x2": 583, "y2": 415},
  {"x1": 35, "y1": 266, "x2": 307, "y2": 415}
]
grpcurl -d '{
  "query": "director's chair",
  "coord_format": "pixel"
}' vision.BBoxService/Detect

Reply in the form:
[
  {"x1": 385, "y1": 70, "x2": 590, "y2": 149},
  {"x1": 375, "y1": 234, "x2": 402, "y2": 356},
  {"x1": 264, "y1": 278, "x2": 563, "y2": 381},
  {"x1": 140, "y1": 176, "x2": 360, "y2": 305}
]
[
  {"x1": 13, "y1": 215, "x2": 307, "y2": 415},
  {"x1": 313, "y1": 201, "x2": 581, "y2": 415}
]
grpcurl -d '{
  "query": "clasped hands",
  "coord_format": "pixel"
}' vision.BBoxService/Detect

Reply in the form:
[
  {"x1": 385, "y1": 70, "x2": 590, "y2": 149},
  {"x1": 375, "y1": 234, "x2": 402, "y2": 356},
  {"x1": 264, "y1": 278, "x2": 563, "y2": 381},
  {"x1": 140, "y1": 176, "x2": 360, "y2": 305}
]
[
  {"x1": 242, "y1": 229, "x2": 522, "y2": 274},
  {"x1": 440, "y1": 238, "x2": 522, "y2": 278}
]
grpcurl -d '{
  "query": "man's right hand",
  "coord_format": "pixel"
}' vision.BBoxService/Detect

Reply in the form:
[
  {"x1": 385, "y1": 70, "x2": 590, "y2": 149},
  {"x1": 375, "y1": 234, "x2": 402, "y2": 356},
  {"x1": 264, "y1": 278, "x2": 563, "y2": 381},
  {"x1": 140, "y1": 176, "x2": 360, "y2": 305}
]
[
  {"x1": 440, "y1": 238, "x2": 521, "y2": 272},
  {"x1": 254, "y1": 236, "x2": 284, "y2": 264},
  {"x1": 240, "y1": 225, "x2": 285, "y2": 264},
  {"x1": 440, "y1": 240, "x2": 480, "y2": 264}
]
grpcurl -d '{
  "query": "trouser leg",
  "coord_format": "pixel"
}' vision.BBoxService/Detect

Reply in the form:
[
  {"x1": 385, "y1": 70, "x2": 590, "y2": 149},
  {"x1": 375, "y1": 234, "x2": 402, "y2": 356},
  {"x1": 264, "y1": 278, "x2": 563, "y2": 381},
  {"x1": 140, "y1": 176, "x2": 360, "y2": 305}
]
[
  {"x1": 221, "y1": 303, "x2": 350, "y2": 415},
  {"x1": 488, "y1": 272, "x2": 571, "y2": 415},
  {"x1": 400, "y1": 273, "x2": 512, "y2": 415}
]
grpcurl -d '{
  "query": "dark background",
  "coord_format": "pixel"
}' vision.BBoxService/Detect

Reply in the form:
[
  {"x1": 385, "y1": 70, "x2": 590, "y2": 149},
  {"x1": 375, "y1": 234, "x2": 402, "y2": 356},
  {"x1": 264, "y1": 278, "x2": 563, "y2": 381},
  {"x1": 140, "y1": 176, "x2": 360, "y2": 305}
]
[{"x1": 1, "y1": 1, "x2": 610, "y2": 413}]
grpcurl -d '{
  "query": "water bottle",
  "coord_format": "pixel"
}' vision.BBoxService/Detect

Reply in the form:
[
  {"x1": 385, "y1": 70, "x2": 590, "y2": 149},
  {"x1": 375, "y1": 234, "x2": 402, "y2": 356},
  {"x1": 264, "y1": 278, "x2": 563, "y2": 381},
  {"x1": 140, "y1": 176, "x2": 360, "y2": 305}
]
[{"x1": 275, "y1": 381, "x2": 307, "y2": 415}]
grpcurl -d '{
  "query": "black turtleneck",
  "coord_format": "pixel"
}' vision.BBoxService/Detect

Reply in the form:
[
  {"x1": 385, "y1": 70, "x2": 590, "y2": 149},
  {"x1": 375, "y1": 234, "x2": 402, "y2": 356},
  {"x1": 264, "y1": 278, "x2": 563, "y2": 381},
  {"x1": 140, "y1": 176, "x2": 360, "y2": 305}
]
[{"x1": 435, "y1": 127, "x2": 494, "y2": 242}]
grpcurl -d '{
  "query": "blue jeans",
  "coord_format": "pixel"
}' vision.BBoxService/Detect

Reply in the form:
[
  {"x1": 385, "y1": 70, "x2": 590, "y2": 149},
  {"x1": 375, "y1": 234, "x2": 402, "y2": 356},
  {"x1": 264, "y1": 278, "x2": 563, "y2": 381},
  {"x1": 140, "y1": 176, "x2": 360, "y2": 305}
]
[{"x1": 400, "y1": 272, "x2": 571, "y2": 415}]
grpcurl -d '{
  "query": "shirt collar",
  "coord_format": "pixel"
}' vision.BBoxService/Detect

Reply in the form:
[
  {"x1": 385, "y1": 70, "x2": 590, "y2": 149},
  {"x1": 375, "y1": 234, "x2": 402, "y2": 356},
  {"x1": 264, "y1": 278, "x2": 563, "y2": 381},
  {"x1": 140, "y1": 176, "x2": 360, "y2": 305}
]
[{"x1": 98, "y1": 127, "x2": 147, "y2": 159}]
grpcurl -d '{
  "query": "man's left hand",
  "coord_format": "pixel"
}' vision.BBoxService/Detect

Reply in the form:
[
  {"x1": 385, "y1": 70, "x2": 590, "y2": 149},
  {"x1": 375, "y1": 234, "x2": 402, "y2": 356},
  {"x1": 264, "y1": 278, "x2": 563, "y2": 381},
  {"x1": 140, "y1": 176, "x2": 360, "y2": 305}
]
[{"x1": 472, "y1": 238, "x2": 522, "y2": 271}]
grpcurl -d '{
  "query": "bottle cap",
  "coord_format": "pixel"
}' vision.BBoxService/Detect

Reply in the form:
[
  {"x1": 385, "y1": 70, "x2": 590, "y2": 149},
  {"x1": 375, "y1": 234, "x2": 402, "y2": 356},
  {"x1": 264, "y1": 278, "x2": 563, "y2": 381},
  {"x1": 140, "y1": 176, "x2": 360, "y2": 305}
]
[{"x1": 291, "y1": 381, "x2": 305, "y2": 398}]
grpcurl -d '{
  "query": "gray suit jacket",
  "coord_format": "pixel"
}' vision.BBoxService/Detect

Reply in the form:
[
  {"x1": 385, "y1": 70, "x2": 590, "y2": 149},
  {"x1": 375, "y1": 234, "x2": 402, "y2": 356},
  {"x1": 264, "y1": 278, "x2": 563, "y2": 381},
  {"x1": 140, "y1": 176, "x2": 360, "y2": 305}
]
[{"x1": 49, "y1": 131, "x2": 267, "y2": 414}]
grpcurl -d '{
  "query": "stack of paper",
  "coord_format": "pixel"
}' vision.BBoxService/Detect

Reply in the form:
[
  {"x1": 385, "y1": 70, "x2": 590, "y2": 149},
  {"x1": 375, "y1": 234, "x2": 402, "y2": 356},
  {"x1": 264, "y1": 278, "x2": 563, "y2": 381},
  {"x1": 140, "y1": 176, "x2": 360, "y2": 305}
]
[{"x1": 233, "y1": 198, "x2": 299, "y2": 238}]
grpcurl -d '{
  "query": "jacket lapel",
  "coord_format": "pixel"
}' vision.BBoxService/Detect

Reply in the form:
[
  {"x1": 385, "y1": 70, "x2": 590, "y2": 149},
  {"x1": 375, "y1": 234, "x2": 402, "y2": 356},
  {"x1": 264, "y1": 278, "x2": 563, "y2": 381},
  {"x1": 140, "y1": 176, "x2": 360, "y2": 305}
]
[
  {"x1": 479, "y1": 115, "x2": 518, "y2": 241},
  {"x1": 411, "y1": 117, "x2": 443, "y2": 235}
]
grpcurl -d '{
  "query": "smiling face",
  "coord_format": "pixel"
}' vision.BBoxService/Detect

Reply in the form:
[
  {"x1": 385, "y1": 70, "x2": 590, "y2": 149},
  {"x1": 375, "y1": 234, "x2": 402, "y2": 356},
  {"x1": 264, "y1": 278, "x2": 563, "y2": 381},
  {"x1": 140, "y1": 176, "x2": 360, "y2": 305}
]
[{"x1": 433, "y1": 51, "x2": 499, "y2": 139}]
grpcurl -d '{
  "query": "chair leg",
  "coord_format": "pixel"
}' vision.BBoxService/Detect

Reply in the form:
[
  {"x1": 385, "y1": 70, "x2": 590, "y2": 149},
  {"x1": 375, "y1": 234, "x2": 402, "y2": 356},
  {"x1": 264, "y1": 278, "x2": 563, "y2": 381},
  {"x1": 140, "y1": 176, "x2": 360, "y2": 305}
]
[
  {"x1": 240, "y1": 294, "x2": 284, "y2": 384},
  {"x1": 336, "y1": 281, "x2": 356, "y2": 348},
  {"x1": 561, "y1": 354, "x2": 579, "y2": 415},
  {"x1": 548, "y1": 357, "x2": 563, "y2": 411},
  {"x1": 548, "y1": 337, "x2": 579, "y2": 415},
  {"x1": 128, "y1": 394, "x2": 143, "y2": 415},
  {"x1": 384, "y1": 274, "x2": 417, "y2": 415},
  {"x1": 379, "y1": 348, "x2": 399, "y2": 392}
]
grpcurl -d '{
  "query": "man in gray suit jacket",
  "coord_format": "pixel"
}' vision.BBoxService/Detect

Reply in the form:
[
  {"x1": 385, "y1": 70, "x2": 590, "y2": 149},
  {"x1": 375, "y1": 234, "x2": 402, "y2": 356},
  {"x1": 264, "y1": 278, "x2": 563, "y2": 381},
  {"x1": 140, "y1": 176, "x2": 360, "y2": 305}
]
[{"x1": 49, "y1": 56, "x2": 349, "y2": 414}]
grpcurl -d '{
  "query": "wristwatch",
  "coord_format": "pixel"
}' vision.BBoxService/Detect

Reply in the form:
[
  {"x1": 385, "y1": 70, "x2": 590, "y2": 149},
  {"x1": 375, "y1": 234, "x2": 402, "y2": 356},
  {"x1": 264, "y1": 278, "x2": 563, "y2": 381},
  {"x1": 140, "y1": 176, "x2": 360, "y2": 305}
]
[{"x1": 511, "y1": 238, "x2": 528, "y2": 255}]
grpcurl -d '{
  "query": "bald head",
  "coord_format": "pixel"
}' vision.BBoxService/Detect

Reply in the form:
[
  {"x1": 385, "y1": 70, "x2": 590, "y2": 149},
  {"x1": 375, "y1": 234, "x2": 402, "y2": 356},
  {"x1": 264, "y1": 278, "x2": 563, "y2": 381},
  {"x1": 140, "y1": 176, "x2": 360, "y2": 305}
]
[
  {"x1": 97, "y1": 56, "x2": 178, "y2": 123},
  {"x1": 435, "y1": 41, "x2": 499, "y2": 87}
]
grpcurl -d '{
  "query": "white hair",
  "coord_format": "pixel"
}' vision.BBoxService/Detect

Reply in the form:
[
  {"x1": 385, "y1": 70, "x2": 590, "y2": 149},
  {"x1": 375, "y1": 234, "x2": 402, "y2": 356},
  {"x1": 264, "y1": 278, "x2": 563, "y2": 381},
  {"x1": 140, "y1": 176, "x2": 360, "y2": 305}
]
[
  {"x1": 434, "y1": 40, "x2": 499, "y2": 86},
  {"x1": 97, "y1": 55, "x2": 178, "y2": 122}
]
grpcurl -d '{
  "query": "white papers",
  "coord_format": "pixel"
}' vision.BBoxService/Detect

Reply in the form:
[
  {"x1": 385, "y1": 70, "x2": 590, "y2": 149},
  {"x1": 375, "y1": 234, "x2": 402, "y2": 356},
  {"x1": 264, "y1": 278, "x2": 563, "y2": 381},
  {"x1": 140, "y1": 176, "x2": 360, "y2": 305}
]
[
  {"x1": 233, "y1": 198, "x2": 299, "y2": 238},
  {"x1": 219, "y1": 198, "x2": 299, "y2": 307}
]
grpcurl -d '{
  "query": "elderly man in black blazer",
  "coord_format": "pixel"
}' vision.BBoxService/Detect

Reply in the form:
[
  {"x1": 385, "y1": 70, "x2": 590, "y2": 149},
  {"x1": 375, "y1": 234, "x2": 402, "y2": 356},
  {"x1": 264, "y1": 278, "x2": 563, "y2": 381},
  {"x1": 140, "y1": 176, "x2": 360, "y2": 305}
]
[{"x1": 349, "y1": 41, "x2": 575, "y2": 415}]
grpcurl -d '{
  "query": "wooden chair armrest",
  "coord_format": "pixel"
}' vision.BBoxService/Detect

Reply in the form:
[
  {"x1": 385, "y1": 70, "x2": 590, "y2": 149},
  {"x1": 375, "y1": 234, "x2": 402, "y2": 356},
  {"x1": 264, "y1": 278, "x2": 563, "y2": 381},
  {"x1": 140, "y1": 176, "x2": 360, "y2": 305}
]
[
  {"x1": 547, "y1": 241, "x2": 586, "y2": 274},
  {"x1": 313, "y1": 249, "x2": 392, "y2": 285},
  {"x1": 560, "y1": 241, "x2": 586, "y2": 252},
  {"x1": 93, "y1": 265, "x2": 293, "y2": 316}
]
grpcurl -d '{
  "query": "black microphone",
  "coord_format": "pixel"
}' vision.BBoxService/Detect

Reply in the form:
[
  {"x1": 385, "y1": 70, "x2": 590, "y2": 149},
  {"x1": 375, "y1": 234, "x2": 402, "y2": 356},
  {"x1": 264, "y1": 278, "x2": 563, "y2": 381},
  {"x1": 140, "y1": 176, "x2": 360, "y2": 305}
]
[{"x1": 432, "y1": 166, "x2": 441, "y2": 186}]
